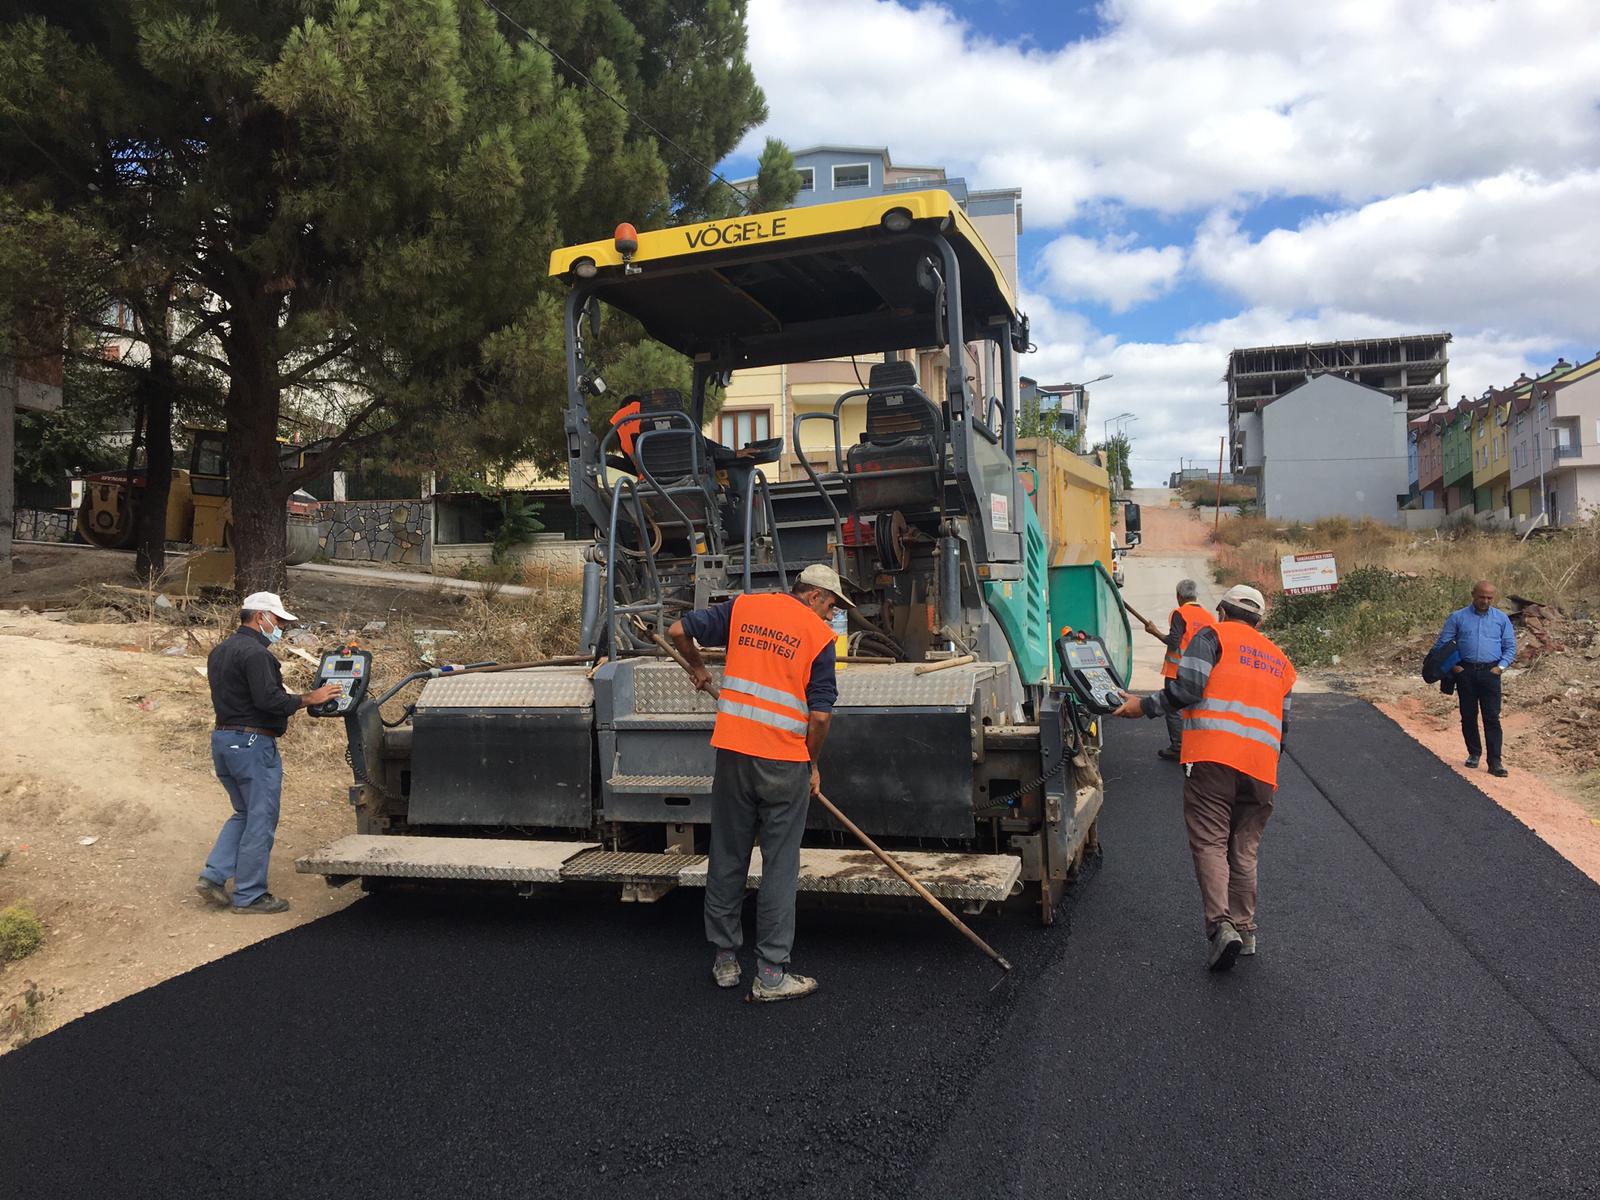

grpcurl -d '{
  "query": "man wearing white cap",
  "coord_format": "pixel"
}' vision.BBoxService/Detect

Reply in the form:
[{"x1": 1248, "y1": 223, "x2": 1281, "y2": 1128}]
[
  {"x1": 667, "y1": 563, "x2": 849, "y2": 1001},
  {"x1": 1112, "y1": 584, "x2": 1297, "y2": 972},
  {"x1": 196, "y1": 592, "x2": 341, "y2": 914}
]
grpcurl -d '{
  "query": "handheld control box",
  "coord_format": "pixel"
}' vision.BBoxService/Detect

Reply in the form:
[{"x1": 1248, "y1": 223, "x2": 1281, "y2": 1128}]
[
  {"x1": 1057, "y1": 633, "x2": 1126, "y2": 715},
  {"x1": 307, "y1": 645, "x2": 373, "y2": 717}
]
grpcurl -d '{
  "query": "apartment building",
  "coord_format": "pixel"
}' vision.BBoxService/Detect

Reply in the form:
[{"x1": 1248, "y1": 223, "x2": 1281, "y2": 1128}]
[
  {"x1": 1254, "y1": 373, "x2": 1409, "y2": 523},
  {"x1": 1228, "y1": 332, "x2": 1451, "y2": 494},
  {"x1": 1470, "y1": 389, "x2": 1513, "y2": 515},
  {"x1": 1508, "y1": 354, "x2": 1600, "y2": 525},
  {"x1": 1439, "y1": 398, "x2": 1477, "y2": 513},
  {"x1": 1409, "y1": 409, "x2": 1447, "y2": 509}
]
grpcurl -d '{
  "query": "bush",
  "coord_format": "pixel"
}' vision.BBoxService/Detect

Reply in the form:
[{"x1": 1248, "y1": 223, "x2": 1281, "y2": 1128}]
[
  {"x1": 1265, "y1": 566, "x2": 1464, "y2": 665},
  {"x1": 0, "y1": 903, "x2": 44, "y2": 961}
]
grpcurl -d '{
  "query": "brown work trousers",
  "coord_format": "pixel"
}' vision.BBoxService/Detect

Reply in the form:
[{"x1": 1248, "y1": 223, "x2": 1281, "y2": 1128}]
[{"x1": 1183, "y1": 760, "x2": 1276, "y2": 939}]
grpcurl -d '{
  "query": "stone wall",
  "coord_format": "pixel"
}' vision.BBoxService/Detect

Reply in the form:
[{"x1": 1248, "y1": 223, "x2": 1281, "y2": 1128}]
[
  {"x1": 316, "y1": 500, "x2": 429, "y2": 565},
  {"x1": 13, "y1": 507, "x2": 73, "y2": 542}
]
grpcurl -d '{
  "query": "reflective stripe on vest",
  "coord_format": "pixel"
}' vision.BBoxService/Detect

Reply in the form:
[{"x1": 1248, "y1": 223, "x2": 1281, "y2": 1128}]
[
  {"x1": 710, "y1": 592, "x2": 835, "y2": 763},
  {"x1": 1180, "y1": 621, "x2": 1296, "y2": 787},
  {"x1": 1162, "y1": 602, "x2": 1218, "y2": 680}
]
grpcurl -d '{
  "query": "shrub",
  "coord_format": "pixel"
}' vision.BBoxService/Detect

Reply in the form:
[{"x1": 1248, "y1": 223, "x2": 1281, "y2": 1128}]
[
  {"x1": 0, "y1": 903, "x2": 44, "y2": 961},
  {"x1": 1265, "y1": 566, "x2": 1464, "y2": 665}
]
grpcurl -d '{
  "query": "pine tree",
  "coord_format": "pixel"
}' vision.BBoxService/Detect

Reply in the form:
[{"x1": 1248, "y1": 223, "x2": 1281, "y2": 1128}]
[{"x1": 0, "y1": 0, "x2": 776, "y2": 592}]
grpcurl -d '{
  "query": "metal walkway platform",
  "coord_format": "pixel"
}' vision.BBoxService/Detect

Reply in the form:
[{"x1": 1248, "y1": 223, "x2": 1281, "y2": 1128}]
[{"x1": 297, "y1": 835, "x2": 1022, "y2": 902}]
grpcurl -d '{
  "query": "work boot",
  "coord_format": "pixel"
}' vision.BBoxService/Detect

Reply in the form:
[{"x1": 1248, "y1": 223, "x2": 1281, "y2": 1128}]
[
  {"x1": 712, "y1": 951, "x2": 741, "y2": 989},
  {"x1": 1207, "y1": 921, "x2": 1243, "y2": 972},
  {"x1": 232, "y1": 894, "x2": 290, "y2": 915},
  {"x1": 1156, "y1": 747, "x2": 1180, "y2": 762},
  {"x1": 751, "y1": 971, "x2": 819, "y2": 1003},
  {"x1": 1464, "y1": 755, "x2": 1480, "y2": 769},
  {"x1": 1238, "y1": 930, "x2": 1257, "y2": 957},
  {"x1": 1488, "y1": 763, "x2": 1509, "y2": 778},
  {"x1": 195, "y1": 876, "x2": 230, "y2": 908}
]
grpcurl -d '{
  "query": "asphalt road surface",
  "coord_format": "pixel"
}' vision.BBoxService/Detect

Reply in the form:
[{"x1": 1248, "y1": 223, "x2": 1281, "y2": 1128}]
[{"x1": 4, "y1": 695, "x2": 1598, "y2": 1199}]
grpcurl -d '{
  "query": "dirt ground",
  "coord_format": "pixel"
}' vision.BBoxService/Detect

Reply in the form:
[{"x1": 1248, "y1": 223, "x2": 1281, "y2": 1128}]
[{"x1": 0, "y1": 542, "x2": 579, "y2": 1051}]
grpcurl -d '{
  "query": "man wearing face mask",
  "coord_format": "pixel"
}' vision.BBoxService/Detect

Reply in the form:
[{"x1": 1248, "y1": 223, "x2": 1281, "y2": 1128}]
[{"x1": 196, "y1": 592, "x2": 341, "y2": 914}]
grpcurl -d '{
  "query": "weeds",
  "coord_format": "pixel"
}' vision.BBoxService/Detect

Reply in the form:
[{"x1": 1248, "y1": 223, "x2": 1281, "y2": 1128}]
[
  {"x1": 1265, "y1": 566, "x2": 1464, "y2": 666},
  {"x1": 0, "y1": 903, "x2": 44, "y2": 962}
]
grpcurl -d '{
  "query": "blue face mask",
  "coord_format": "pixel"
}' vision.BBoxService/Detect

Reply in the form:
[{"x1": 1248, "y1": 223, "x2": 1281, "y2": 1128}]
[{"x1": 264, "y1": 617, "x2": 284, "y2": 644}]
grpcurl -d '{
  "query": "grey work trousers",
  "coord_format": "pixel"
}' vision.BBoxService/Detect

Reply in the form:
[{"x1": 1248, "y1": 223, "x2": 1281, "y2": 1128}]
[
  {"x1": 1182, "y1": 759, "x2": 1275, "y2": 939},
  {"x1": 704, "y1": 748, "x2": 811, "y2": 969}
]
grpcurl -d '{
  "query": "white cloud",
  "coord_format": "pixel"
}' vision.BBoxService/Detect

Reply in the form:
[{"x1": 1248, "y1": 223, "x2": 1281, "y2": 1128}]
[
  {"x1": 1022, "y1": 299, "x2": 1568, "y2": 486},
  {"x1": 744, "y1": 0, "x2": 1600, "y2": 225},
  {"x1": 1191, "y1": 171, "x2": 1600, "y2": 342},
  {"x1": 1040, "y1": 234, "x2": 1184, "y2": 312}
]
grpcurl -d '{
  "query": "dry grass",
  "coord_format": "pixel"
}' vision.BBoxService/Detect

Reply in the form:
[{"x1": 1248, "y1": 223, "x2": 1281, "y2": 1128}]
[
  {"x1": 1210, "y1": 514, "x2": 1600, "y2": 615},
  {"x1": 1180, "y1": 480, "x2": 1256, "y2": 507}
]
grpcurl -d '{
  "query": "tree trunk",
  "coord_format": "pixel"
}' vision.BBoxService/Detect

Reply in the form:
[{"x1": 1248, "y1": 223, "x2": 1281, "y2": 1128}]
[
  {"x1": 133, "y1": 362, "x2": 173, "y2": 581},
  {"x1": 226, "y1": 305, "x2": 288, "y2": 596}
]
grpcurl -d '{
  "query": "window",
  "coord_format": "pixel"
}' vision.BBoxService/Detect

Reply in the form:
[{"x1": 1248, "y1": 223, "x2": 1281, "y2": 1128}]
[
  {"x1": 1515, "y1": 413, "x2": 1525, "y2": 432},
  {"x1": 717, "y1": 408, "x2": 771, "y2": 450},
  {"x1": 796, "y1": 167, "x2": 814, "y2": 192},
  {"x1": 832, "y1": 162, "x2": 870, "y2": 189}
]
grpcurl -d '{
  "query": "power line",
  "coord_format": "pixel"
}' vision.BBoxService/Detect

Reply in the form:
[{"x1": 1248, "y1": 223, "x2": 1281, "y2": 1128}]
[{"x1": 478, "y1": 0, "x2": 752, "y2": 214}]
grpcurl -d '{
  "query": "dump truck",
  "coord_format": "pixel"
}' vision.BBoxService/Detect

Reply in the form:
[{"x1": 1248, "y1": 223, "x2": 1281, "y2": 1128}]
[{"x1": 300, "y1": 190, "x2": 1130, "y2": 923}]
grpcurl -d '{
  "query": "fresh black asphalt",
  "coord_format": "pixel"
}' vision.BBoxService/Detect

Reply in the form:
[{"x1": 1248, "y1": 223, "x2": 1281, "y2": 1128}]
[{"x1": 3, "y1": 694, "x2": 1598, "y2": 1198}]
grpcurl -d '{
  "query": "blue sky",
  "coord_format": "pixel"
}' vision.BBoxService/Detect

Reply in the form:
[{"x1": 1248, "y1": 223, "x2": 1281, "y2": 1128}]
[{"x1": 723, "y1": 0, "x2": 1600, "y2": 484}]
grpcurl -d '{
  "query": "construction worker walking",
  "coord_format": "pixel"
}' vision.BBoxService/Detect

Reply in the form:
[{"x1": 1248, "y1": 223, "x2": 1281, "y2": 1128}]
[
  {"x1": 1137, "y1": 579, "x2": 1217, "y2": 762},
  {"x1": 667, "y1": 564, "x2": 848, "y2": 1002},
  {"x1": 1113, "y1": 584, "x2": 1295, "y2": 972}
]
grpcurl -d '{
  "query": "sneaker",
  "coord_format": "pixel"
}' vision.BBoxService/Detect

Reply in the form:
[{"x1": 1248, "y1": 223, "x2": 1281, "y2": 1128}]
[
  {"x1": 195, "y1": 876, "x2": 230, "y2": 908},
  {"x1": 1156, "y1": 747, "x2": 1181, "y2": 762},
  {"x1": 1207, "y1": 921, "x2": 1242, "y2": 972},
  {"x1": 1488, "y1": 764, "x2": 1509, "y2": 778},
  {"x1": 1238, "y1": 930, "x2": 1257, "y2": 957},
  {"x1": 232, "y1": 894, "x2": 290, "y2": 915},
  {"x1": 750, "y1": 971, "x2": 819, "y2": 1003},
  {"x1": 712, "y1": 954, "x2": 741, "y2": 989},
  {"x1": 1464, "y1": 755, "x2": 1480, "y2": 769}
]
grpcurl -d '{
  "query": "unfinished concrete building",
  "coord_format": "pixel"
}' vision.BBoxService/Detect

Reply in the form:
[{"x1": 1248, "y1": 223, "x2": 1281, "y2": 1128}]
[{"x1": 1227, "y1": 332, "x2": 1451, "y2": 494}]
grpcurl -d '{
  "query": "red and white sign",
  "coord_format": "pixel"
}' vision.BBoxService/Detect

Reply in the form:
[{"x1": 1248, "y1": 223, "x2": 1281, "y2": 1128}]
[{"x1": 1280, "y1": 552, "x2": 1339, "y2": 595}]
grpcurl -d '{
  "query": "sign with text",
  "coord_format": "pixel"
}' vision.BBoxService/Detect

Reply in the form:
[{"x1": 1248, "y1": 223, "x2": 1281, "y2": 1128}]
[{"x1": 1280, "y1": 552, "x2": 1338, "y2": 595}]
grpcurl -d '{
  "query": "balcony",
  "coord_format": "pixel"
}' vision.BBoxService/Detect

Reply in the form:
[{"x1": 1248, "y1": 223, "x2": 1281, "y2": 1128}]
[{"x1": 1555, "y1": 444, "x2": 1583, "y2": 460}]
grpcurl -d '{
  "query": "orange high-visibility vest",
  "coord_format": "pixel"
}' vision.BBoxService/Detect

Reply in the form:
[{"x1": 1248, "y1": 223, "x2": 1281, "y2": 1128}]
[
  {"x1": 710, "y1": 592, "x2": 834, "y2": 763},
  {"x1": 609, "y1": 400, "x2": 642, "y2": 457},
  {"x1": 1181, "y1": 621, "x2": 1297, "y2": 787},
  {"x1": 1162, "y1": 602, "x2": 1219, "y2": 680}
]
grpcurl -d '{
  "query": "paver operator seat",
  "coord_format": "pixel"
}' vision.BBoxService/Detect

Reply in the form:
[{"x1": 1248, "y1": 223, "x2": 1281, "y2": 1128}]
[
  {"x1": 846, "y1": 360, "x2": 945, "y2": 516},
  {"x1": 631, "y1": 388, "x2": 722, "y2": 553}
]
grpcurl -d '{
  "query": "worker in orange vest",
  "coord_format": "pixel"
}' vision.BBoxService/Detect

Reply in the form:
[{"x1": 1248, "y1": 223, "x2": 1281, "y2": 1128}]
[
  {"x1": 667, "y1": 563, "x2": 851, "y2": 1002},
  {"x1": 1136, "y1": 579, "x2": 1219, "y2": 762},
  {"x1": 1114, "y1": 584, "x2": 1296, "y2": 972}
]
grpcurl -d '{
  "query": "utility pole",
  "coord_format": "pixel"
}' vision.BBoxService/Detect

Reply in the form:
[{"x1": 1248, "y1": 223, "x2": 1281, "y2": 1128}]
[{"x1": 1214, "y1": 436, "x2": 1225, "y2": 533}]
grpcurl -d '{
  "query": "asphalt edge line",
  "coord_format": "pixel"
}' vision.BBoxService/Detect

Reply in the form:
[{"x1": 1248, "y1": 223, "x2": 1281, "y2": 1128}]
[{"x1": 1282, "y1": 727, "x2": 1600, "y2": 1088}]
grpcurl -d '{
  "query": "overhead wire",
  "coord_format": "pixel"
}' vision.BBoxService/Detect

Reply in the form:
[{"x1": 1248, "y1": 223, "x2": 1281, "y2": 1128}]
[{"x1": 478, "y1": 0, "x2": 752, "y2": 214}]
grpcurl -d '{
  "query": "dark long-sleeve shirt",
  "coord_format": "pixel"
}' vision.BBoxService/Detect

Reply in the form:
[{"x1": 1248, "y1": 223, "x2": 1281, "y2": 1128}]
[
  {"x1": 208, "y1": 626, "x2": 304, "y2": 736},
  {"x1": 1164, "y1": 608, "x2": 1189, "y2": 659},
  {"x1": 1139, "y1": 623, "x2": 1293, "y2": 745},
  {"x1": 680, "y1": 597, "x2": 838, "y2": 713},
  {"x1": 1433, "y1": 604, "x2": 1516, "y2": 668}
]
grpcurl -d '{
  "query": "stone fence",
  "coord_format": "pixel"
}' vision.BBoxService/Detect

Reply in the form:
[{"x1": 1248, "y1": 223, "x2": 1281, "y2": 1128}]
[
  {"x1": 316, "y1": 500, "x2": 429, "y2": 565},
  {"x1": 13, "y1": 507, "x2": 74, "y2": 542}
]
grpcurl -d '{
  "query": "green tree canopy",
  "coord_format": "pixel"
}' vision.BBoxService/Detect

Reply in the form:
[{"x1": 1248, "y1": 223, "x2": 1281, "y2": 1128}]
[{"x1": 0, "y1": 0, "x2": 778, "y2": 590}]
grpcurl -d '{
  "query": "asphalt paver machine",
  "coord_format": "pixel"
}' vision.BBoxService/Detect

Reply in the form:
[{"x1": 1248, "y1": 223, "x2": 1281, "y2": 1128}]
[{"x1": 301, "y1": 190, "x2": 1124, "y2": 922}]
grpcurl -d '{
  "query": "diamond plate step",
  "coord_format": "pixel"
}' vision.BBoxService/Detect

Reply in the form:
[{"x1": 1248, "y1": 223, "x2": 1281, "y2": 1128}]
[
  {"x1": 296, "y1": 835, "x2": 599, "y2": 883},
  {"x1": 605, "y1": 773, "x2": 715, "y2": 795}
]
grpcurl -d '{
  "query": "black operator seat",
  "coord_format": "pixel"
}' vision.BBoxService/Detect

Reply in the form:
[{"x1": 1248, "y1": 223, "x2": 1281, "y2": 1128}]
[
  {"x1": 632, "y1": 388, "x2": 719, "y2": 548},
  {"x1": 845, "y1": 360, "x2": 945, "y2": 514}
]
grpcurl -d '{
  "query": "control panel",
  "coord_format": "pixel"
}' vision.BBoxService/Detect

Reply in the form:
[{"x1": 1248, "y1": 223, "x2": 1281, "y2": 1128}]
[
  {"x1": 308, "y1": 644, "x2": 373, "y2": 717},
  {"x1": 1057, "y1": 633, "x2": 1126, "y2": 715}
]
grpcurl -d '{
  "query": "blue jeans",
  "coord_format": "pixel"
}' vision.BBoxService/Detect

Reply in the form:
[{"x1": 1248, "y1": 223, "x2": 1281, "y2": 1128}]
[{"x1": 201, "y1": 731, "x2": 283, "y2": 907}]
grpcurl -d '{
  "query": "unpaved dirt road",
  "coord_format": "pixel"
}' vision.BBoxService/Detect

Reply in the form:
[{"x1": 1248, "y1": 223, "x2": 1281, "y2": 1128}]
[{"x1": 0, "y1": 612, "x2": 358, "y2": 1047}]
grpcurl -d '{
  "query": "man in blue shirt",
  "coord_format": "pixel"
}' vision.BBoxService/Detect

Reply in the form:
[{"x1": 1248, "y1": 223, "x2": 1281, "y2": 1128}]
[{"x1": 1432, "y1": 580, "x2": 1517, "y2": 777}]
